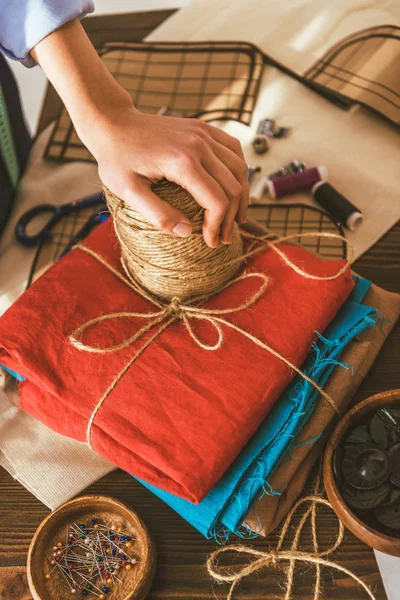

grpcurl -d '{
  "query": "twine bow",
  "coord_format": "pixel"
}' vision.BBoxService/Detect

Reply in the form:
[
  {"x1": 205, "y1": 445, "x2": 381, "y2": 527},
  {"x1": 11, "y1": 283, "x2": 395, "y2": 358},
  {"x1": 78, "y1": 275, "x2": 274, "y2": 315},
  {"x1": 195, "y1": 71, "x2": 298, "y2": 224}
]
[
  {"x1": 69, "y1": 232, "x2": 351, "y2": 447},
  {"x1": 207, "y1": 472, "x2": 377, "y2": 600}
]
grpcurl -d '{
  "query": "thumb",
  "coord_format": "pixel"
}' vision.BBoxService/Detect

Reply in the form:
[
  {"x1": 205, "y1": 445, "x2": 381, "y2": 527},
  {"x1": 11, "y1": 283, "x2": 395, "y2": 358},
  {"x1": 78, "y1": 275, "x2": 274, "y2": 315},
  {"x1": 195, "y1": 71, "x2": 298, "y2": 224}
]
[{"x1": 119, "y1": 176, "x2": 192, "y2": 238}]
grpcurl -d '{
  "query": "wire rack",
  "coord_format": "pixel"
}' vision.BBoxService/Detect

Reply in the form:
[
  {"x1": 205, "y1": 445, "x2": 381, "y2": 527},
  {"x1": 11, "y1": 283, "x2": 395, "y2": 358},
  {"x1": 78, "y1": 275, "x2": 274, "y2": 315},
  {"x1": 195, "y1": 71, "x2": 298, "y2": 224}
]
[
  {"x1": 248, "y1": 203, "x2": 346, "y2": 258},
  {"x1": 44, "y1": 41, "x2": 265, "y2": 162},
  {"x1": 28, "y1": 203, "x2": 346, "y2": 287},
  {"x1": 27, "y1": 203, "x2": 103, "y2": 286},
  {"x1": 305, "y1": 25, "x2": 400, "y2": 125}
]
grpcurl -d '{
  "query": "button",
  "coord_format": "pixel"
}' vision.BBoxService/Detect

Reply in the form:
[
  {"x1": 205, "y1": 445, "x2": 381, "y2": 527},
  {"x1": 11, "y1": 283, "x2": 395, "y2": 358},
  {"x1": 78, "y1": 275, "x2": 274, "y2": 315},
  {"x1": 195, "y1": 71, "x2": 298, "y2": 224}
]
[
  {"x1": 342, "y1": 444, "x2": 390, "y2": 489},
  {"x1": 342, "y1": 481, "x2": 390, "y2": 511}
]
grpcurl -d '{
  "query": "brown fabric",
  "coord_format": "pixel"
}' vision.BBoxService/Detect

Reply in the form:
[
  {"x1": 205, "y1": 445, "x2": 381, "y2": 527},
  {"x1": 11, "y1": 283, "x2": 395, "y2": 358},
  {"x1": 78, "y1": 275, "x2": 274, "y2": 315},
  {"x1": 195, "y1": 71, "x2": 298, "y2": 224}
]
[{"x1": 245, "y1": 282, "x2": 400, "y2": 536}]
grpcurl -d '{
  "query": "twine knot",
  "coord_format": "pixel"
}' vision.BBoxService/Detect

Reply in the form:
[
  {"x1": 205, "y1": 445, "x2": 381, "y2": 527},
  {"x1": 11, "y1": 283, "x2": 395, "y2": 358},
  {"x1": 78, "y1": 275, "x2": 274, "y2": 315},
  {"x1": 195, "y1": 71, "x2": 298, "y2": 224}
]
[
  {"x1": 269, "y1": 549, "x2": 280, "y2": 566},
  {"x1": 168, "y1": 297, "x2": 184, "y2": 317},
  {"x1": 70, "y1": 226, "x2": 352, "y2": 448},
  {"x1": 207, "y1": 475, "x2": 376, "y2": 600}
]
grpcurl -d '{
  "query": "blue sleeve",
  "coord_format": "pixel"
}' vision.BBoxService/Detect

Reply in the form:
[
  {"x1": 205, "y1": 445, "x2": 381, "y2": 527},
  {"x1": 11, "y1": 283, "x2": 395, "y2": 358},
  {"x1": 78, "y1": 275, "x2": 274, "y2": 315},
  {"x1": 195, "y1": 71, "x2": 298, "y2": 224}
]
[{"x1": 0, "y1": 0, "x2": 95, "y2": 67}]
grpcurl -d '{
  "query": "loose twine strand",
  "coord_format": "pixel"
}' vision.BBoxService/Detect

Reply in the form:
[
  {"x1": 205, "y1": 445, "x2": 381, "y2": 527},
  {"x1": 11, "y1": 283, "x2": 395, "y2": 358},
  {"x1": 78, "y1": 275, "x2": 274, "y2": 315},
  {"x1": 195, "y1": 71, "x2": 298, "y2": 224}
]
[
  {"x1": 69, "y1": 180, "x2": 354, "y2": 446},
  {"x1": 68, "y1": 182, "x2": 370, "y2": 599},
  {"x1": 71, "y1": 225, "x2": 350, "y2": 447},
  {"x1": 207, "y1": 468, "x2": 376, "y2": 600}
]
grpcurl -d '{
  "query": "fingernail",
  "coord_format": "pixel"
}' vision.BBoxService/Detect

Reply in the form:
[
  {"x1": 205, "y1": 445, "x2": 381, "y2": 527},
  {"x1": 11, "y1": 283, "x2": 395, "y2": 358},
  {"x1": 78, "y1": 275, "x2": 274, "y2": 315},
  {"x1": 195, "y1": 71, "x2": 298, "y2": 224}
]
[
  {"x1": 221, "y1": 236, "x2": 232, "y2": 245},
  {"x1": 172, "y1": 223, "x2": 192, "y2": 237}
]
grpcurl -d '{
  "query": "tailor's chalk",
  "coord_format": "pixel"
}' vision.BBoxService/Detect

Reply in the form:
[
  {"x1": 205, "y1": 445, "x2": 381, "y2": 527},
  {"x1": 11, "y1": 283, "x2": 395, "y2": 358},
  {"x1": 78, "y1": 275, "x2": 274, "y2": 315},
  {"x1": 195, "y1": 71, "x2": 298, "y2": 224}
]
[
  {"x1": 249, "y1": 173, "x2": 268, "y2": 204},
  {"x1": 267, "y1": 166, "x2": 328, "y2": 199},
  {"x1": 312, "y1": 182, "x2": 363, "y2": 231}
]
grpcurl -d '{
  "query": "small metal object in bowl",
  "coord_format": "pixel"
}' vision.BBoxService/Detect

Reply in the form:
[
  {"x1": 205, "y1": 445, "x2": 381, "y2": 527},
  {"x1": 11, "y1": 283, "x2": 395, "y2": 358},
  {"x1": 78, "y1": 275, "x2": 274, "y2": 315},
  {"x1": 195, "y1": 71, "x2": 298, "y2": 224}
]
[
  {"x1": 27, "y1": 495, "x2": 156, "y2": 600},
  {"x1": 324, "y1": 389, "x2": 400, "y2": 557}
]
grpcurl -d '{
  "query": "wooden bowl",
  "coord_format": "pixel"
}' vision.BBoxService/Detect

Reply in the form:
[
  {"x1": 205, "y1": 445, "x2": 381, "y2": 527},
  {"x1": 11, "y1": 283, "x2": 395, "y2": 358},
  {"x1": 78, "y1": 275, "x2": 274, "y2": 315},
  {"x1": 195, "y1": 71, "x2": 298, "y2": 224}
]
[
  {"x1": 27, "y1": 495, "x2": 156, "y2": 600},
  {"x1": 324, "y1": 389, "x2": 400, "y2": 556}
]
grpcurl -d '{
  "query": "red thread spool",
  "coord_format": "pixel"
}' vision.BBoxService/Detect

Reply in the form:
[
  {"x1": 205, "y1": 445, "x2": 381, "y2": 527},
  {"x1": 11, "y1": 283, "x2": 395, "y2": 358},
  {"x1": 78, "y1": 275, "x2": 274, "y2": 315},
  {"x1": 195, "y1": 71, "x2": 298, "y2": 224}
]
[{"x1": 267, "y1": 166, "x2": 328, "y2": 199}]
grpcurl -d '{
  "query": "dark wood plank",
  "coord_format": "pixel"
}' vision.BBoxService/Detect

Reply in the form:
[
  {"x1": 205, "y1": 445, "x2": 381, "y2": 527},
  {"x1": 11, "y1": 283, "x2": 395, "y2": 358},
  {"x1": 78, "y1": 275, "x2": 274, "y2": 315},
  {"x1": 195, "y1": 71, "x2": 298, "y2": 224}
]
[{"x1": 3, "y1": 7, "x2": 399, "y2": 600}]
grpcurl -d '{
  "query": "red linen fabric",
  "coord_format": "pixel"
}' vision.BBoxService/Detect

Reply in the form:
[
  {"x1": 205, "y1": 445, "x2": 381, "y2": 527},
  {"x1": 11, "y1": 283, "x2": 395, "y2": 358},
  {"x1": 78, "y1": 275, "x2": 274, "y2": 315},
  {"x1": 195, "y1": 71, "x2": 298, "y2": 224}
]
[{"x1": 0, "y1": 220, "x2": 353, "y2": 502}]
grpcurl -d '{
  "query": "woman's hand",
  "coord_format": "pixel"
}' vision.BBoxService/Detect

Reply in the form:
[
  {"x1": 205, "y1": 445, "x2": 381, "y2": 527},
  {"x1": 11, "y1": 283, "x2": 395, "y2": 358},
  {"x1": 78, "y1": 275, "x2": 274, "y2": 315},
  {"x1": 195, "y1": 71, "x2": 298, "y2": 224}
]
[
  {"x1": 31, "y1": 19, "x2": 248, "y2": 248},
  {"x1": 80, "y1": 106, "x2": 249, "y2": 248}
]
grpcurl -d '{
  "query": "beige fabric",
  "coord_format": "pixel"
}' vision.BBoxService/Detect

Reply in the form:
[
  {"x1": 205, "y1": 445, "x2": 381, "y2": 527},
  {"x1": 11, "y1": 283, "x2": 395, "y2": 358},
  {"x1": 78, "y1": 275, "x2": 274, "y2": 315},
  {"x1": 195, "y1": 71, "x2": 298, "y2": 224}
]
[
  {"x1": 146, "y1": 4, "x2": 400, "y2": 261},
  {"x1": 0, "y1": 126, "x2": 115, "y2": 509},
  {"x1": 146, "y1": 0, "x2": 400, "y2": 75},
  {"x1": 245, "y1": 283, "x2": 400, "y2": 536},
  {"x1": 0, "y1": 381, "x2": 113, "y2": 510}
]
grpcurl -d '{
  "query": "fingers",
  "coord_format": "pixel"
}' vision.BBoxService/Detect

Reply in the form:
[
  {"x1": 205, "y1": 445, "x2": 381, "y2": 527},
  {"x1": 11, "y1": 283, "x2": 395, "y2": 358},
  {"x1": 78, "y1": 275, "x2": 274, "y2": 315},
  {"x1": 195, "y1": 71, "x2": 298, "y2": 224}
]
[
  {"x1": 168, "y1": 124, "x2": 248, "y2": 247},
  {"x1": 193, "y1": 121, "x2": 249, "y2": 227},
  {"x1": 210, "y1": 140, "x2": 249, "y2": 228},
  {"x1": 200, "y1": 121, "x2": 245, "y2": 161},
  {"x1": 201, "y1": 149, "x2": 242, "y2": 244},
  {"x1": 172, "y1": 156, "x2": 229, "y2": 248},
  {"x1": 120, "y1": 175, "x2": 193, "y2": 238}
]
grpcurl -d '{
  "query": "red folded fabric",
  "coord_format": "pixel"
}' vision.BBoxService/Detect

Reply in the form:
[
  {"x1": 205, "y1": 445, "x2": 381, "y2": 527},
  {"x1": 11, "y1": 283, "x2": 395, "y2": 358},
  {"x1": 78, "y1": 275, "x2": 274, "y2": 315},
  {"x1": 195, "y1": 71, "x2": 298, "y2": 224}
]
[{"x1": 0, "y1": 220, "x2": 353, "y2": 502}]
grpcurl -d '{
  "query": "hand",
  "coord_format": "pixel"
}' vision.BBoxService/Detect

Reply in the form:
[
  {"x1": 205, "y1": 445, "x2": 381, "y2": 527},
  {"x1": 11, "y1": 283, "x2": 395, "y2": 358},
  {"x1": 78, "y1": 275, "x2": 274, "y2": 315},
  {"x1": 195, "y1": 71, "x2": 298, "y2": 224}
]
[
  {"x1": 80, "y1": 105, "x2": 249, "y2": 248},
  {"x1": 31, "y1": 18, "x2": 248, "y2": 247}
]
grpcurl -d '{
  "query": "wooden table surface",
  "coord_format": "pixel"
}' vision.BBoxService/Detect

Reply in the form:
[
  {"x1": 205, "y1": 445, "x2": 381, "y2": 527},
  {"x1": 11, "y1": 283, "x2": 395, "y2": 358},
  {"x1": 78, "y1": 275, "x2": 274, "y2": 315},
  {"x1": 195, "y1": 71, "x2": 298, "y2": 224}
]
[{"x1": 1, "y1": 8, "x2": 399, "y2": 600}]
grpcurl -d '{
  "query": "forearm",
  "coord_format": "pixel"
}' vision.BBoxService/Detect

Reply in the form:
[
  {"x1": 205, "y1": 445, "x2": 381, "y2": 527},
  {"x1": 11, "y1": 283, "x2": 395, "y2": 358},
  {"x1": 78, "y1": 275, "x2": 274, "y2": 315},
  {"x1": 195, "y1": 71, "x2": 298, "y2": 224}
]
[
  {"x1": 30, "y1": 18, "x2": 132, "y2": 144},
  {"x1": 30, "y1": 17, "x2": 249, "y2": 247}
]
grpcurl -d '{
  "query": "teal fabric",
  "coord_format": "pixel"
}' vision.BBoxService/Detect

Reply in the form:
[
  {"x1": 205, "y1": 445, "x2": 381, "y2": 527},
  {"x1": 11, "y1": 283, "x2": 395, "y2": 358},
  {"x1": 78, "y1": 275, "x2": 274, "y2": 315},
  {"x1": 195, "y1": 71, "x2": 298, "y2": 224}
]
[
  {"x1": 138, "y1": 277, "x2": 377, "y2": 539},
  {"x1": 0, "y1": 364, "x2": 25, "y2": 381}
]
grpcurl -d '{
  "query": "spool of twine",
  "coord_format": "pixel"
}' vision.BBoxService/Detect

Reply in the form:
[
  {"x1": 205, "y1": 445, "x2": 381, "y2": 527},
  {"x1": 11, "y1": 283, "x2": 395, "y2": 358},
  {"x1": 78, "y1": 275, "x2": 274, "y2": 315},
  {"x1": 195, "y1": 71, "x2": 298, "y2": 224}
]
[{"x1": 105, "y1": 180, "x2": 244, "y2": 302}]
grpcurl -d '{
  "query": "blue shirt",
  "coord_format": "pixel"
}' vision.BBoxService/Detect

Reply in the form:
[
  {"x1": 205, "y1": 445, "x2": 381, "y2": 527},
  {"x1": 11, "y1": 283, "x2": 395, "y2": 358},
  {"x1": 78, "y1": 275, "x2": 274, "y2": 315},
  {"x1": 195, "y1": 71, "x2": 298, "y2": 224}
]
[
  {"x1": 0, "y1": 0, "x2": 95, "y2": 67},
  {"x1": 0, "y1": 1, "x2": 94, "y2": 233}
]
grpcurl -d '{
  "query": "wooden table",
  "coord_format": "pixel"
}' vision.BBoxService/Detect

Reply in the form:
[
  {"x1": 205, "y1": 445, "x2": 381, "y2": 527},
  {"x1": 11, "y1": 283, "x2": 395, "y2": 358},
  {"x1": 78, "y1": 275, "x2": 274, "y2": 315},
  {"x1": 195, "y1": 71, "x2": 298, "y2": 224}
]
[{"x1": 1, "y1": 9, "x2": 399, "y2": 600}]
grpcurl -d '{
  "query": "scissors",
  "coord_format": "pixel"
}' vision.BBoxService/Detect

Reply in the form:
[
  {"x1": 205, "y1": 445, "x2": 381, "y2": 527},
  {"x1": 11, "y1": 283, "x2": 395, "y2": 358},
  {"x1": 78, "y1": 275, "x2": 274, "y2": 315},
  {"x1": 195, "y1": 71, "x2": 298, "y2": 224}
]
[
  {"x1": 58, "y1": 208, "x2": 109, "y2": 258},
  {"x1": 15, "y1": 192, "x2": 107, "y2": 248}
]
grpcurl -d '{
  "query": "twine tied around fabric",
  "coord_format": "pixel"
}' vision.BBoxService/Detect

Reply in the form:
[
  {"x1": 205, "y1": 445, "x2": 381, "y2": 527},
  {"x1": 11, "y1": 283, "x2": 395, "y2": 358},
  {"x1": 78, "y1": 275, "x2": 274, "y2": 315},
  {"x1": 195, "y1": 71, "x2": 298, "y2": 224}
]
[
  {"x1": 69, "y1": 227, "x2": 352, "y2": 448},
  {"x1": 66, "y1": 178, "x2": 355, "y2": 447},
  {"x1": 68, "y1": 183, "x2": 365, "y2": 599},
  {"x1": 207, "y1": 471, "x2": 377, "y2": 600}
]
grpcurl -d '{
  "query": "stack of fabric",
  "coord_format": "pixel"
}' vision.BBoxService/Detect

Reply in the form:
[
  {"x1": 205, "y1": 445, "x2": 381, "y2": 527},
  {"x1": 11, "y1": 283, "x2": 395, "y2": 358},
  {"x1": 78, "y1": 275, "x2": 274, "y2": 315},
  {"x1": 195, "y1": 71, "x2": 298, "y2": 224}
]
[{"x1": 1, "y1": 211, "x2": 398, "y2": 540}]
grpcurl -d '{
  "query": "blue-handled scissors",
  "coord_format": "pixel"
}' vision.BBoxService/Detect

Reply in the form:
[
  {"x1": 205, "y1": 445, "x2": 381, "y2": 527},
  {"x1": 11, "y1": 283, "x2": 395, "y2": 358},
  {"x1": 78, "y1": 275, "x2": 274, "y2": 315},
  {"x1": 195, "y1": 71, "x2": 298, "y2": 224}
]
[
  {"x1": 58, "y1": 209, "x2": 109, "y2": 258},
  {"x1": 15, "y1": 192, "x2": 107, "y2": 247}
]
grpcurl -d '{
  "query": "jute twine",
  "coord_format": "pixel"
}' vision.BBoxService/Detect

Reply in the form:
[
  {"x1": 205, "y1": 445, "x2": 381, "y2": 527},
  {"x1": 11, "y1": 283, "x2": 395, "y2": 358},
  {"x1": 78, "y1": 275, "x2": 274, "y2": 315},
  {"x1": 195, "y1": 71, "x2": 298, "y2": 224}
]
[
  {"x1": 207, "y1": 469, "x2": 377, "y2": 600},
  {"x1": 68, "y1": 181, "x2": 354, "y2": 448},
  {"x1": 105, "y1": 179, "x2": 243, "y2": 301},
  {"x1": 68, "y1": 182, "x2": 372, "y2": 599}
]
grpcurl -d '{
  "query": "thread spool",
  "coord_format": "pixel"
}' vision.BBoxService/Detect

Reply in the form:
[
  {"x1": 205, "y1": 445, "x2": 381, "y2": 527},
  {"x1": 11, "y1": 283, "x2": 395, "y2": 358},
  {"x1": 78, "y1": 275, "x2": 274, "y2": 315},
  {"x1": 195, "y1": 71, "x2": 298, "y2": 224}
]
[
  {"x1": 249, "y1": 174, "x2": 268, "y2": 204},
  {"x1": 267, "y1": 166, "x2": 328, "y2": 199},
  {"x1": 105, "y1": 180, "x2": 244, "y2": 302},
  {"x1": 312, "y1": 182, "x2": 363, "y2": 231}
]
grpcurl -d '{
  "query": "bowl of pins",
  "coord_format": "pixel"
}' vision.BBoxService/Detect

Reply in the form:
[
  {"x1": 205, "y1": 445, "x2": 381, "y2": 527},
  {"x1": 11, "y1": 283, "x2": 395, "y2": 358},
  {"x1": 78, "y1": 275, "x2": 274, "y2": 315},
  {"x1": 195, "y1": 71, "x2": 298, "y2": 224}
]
[
  {"x1": 27, "y1": 495, "x2": 156, "y2": 600},
  {"x1": 325, "y1": 389, "x2": 400, "y2": 556}
]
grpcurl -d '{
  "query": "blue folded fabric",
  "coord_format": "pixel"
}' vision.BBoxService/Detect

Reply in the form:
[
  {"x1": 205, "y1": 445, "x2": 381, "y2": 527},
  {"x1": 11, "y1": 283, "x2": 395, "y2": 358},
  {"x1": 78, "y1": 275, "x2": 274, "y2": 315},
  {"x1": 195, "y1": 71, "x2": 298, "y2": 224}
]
[
  {"x1": 139, "y1": 276, "x2": 378, "y2": 539},
  {"x1": 0, "y1": 364, "x2": 25, "y2": 381}
]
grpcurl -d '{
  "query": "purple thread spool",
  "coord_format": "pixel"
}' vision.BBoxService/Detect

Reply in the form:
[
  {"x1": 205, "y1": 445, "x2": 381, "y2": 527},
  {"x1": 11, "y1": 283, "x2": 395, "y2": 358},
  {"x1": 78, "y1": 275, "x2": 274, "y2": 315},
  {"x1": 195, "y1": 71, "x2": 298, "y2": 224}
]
[{"x1": 267, "y1": 166, "x2": 328, "y2": 199}]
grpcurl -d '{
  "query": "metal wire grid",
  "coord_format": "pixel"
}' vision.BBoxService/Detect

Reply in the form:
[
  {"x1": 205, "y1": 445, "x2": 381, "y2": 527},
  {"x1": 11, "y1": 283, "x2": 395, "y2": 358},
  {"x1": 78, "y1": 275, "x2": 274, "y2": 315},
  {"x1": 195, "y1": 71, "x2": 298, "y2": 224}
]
[
  {"x1": 305, "y1": 25, "x2": 400, "y2": 125},
  {"x1": 247, "y1": 203, "x2": 346, "y2": 259},
  {"x1": 27, "y1": 203, "x2": 102, "y2": 287},
  {"x1": 28, "y1": 203, "x2": 346, "y2": 287},
  {"x1": 44, "y1": 41, "x2": 265, "y2": 162}
]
